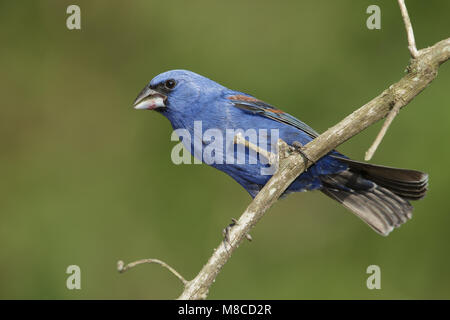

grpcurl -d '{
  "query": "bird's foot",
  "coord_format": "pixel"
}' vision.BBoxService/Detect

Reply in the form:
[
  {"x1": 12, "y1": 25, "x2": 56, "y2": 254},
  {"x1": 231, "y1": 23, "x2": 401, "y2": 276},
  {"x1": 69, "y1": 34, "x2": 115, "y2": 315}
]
[
  {"x1": 292, "y1": 141, "x2": 315, "y2": 168},
  {"x1": 222, "y1": 218, "x2": 252, "y2": 252}
]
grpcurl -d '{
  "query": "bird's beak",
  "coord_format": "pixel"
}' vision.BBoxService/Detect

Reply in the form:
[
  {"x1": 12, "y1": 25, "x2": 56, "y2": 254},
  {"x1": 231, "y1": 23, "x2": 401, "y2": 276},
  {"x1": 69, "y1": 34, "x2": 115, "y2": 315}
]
[{"x1": 133, "y1": 86, "x2": 167, "y2": 110}]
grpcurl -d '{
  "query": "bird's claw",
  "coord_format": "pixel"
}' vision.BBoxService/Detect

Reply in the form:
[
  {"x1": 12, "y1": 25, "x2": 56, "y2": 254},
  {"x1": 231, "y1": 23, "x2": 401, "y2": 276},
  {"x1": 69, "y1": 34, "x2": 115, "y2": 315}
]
[
  {"x1": 292, "y1": 141, "x2": 314, "y2": 168},
  {"x1": 222, "y1": 218, "x2": 252, "y2": 252},
  {"x1": 222, "y1": 218, "x2": 237, "y2": 249}
]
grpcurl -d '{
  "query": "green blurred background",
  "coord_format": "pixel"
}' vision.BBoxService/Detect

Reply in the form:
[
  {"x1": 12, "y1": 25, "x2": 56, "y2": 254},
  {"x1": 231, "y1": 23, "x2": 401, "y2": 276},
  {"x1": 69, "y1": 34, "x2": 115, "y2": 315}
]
[{"x1": 0, "y1": 0, "x2": 449, "y2": 299}]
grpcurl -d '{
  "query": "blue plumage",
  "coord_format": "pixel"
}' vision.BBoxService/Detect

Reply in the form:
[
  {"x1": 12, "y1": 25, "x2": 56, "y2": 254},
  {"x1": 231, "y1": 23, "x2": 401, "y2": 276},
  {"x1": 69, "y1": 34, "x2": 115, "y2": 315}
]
[
  {"x1": 134, "y1": 69, "x2": 428, "y2": 235},
  {"x1": 147, "y1": 70, "x2": 347, "y2": 196}
]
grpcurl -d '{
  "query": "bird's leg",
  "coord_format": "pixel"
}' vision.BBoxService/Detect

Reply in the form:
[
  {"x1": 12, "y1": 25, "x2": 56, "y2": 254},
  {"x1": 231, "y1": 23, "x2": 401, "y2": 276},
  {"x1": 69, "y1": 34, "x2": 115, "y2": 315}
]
[{"x1": 292, "y1": 141, "x2": 315, "y2": 168}]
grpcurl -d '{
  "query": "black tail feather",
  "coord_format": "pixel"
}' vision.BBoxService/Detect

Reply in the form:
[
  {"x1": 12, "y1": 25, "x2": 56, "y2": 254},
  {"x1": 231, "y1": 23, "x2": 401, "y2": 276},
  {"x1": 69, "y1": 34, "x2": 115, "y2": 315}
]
[
  {"x1": 321, "y1": 157, "x2": 428, "y2": 236},
  {"x1": 331, "y1": 156, "x2": 428, "y2": 200}
]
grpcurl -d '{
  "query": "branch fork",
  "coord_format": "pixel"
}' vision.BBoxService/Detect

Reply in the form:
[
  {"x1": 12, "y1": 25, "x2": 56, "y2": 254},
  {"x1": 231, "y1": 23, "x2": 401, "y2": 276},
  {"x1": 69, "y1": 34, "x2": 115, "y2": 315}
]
[{"x1": 365, "y1": 0, "x2": 420, "y2": 160}]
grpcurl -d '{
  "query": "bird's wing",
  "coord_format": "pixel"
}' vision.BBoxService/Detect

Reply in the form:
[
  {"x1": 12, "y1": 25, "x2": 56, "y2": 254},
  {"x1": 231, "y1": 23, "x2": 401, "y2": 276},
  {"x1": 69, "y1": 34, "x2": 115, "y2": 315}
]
[{"x1": 227, "y1": 94, "x2": 319, "y2": 139}]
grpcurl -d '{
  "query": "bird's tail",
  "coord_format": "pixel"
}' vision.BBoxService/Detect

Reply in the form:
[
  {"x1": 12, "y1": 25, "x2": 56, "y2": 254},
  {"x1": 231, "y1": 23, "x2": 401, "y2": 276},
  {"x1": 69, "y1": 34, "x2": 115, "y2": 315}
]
[{"x1": 320, "y1": 156, "x2": 428, "y2": 236}]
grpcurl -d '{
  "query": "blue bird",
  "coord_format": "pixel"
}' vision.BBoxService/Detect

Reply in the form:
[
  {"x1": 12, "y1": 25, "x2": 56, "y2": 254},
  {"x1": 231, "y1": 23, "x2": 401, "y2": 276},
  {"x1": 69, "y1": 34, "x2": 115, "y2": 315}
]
[{"x1": 133, "y1": 70, "x2": 428, "y2": 236}]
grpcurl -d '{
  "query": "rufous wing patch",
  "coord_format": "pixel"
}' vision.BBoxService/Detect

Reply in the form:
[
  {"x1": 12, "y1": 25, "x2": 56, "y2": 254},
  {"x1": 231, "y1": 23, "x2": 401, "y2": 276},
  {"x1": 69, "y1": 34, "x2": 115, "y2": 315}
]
[{"x1": 227, "y1": 95, "x2": 261, "y2": 102}]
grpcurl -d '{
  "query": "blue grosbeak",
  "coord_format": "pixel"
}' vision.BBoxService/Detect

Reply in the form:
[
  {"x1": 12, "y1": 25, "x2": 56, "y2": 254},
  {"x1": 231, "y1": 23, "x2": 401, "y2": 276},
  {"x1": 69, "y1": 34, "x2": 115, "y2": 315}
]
[{"x1": 133, "y1": 70, "x2": 428, "y2": 236}]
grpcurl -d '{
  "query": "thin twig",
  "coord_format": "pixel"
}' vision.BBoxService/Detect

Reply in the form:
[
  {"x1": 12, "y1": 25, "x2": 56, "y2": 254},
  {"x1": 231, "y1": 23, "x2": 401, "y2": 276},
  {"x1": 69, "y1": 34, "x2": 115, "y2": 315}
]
[
  {"x1": 117, "y1": 259, "x2": 188, "y2": 286},
  {"x1": 365, "y1": 101, "x2": 402, "y2": 161},
  {"x1": 398, "y1": 0, "x2": 419, "y2": 58},
  {"x1": 233, "y1": 132, "x2": 278, "y2": 165}
]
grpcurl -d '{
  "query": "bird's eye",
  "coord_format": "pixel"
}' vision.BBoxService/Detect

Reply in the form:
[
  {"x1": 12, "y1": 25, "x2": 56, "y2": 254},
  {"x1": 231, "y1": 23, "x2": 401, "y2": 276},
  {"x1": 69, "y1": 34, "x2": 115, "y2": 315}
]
[{"x1": 164, "y1": 79, "x2": 176, "y2": 90}]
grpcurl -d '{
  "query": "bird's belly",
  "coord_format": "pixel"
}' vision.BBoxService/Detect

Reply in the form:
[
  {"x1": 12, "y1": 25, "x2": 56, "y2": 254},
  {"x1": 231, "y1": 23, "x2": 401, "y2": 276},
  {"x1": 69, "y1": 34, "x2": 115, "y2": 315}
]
[{"x1": 212, "y1": 154, "x2": 346, "y2": 198}]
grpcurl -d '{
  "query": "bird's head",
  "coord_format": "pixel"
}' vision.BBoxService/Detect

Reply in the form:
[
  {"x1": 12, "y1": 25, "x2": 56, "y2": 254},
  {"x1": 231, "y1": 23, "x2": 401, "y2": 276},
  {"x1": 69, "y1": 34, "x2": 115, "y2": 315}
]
[{"x1": 133, "y1": 70, "x2": 226, "y2": 119}]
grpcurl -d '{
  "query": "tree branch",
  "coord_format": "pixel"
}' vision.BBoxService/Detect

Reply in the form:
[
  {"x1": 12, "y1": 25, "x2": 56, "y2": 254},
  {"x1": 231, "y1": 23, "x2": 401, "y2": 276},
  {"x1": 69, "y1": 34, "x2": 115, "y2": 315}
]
[
  {"x1": 177, "y1": 36, "x2": 450, "y2": 299},
  {"x1": 121, "y1": 3, "x2": 450, "y2": 300}
]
